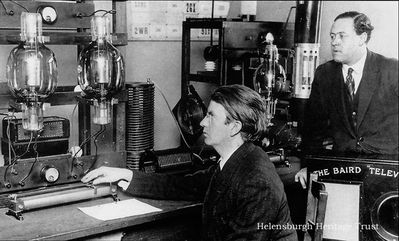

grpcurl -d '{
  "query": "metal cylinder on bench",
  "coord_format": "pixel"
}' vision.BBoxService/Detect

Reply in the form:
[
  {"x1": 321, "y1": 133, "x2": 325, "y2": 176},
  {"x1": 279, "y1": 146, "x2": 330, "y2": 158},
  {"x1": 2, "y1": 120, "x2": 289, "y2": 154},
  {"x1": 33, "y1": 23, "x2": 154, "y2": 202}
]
[{"x1": 125, "y1": 82, "x2": 155, "y2": 170}]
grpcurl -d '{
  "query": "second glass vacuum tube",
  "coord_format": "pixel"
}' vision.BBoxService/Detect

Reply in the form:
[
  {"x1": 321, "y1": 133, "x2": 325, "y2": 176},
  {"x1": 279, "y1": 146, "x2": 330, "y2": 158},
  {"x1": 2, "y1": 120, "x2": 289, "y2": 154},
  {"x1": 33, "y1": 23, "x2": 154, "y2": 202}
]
[{"x1": 77, "y1": 15, "x2": 125, "y2": 125}]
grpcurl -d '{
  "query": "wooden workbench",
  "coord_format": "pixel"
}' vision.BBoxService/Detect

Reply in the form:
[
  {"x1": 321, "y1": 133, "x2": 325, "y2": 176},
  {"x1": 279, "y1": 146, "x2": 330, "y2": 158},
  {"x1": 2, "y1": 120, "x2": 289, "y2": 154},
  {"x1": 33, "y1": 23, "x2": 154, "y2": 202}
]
[
  {"x1": 0, "y1": 158, "x2": 303, "y2": 240},
  {"x1": 0, "y1": 191, "x2": 202, "y2": 240}
]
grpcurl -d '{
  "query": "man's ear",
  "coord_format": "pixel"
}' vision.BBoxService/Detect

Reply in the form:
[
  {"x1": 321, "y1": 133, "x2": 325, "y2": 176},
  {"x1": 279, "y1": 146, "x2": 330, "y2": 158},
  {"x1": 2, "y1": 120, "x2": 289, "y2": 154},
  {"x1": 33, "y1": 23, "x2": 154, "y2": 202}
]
[
  {"x1": 230, "y1": 120, "x2": 242, "y2": 137},
  {"x1": 359, "y1": 32, "x2": 367, "y2": 46}
]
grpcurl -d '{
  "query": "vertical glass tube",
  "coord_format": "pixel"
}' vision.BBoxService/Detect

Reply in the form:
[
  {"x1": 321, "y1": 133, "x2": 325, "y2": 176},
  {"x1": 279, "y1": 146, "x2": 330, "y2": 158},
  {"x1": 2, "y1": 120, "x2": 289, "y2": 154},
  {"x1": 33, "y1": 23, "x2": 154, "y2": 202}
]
[
  {"x1": 93, "y1": 99, "x2": 112, "y2": 125},
  {"x1": 22, "y1": 102, "x2": 44, "y2": 131},
  {"x1": 253, "y1": 32, "x2": 287, "y2": 125},
  {"x1": 77, "y1": 15, "x2": 125, "y2": 125},
  {"x1": 293, "y1": 43, "x2": 319, "y2": 98},
  {"x1": 6, "y1": 12, "x2": 57, "y2": 131},
  {"x1": 302, "y1": 55, "x2": 308, "y2": 85}
]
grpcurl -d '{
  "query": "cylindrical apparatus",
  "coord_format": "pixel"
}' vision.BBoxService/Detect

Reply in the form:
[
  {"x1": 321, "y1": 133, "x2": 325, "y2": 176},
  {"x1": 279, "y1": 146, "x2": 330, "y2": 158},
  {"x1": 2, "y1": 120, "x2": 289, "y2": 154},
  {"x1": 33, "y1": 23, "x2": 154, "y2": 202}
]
[
  {"x1": 292, "y1": 1, "x2": 322, "y2": 134},
  {"x1": 12, "y1": 185, "x2": 116, "y2": 211},
  {"x1": 293, "y1": 0, "x2": 322, "y2": 99},
  {"x1": 294, "y1": 0, "x2": 322, "y2": 44},
  {"x1": 125, "y1": 82, "x2": 154, "y2": 170},
  {"x1": 293, "y1": 43, "x2": 320, "y2": 98}
]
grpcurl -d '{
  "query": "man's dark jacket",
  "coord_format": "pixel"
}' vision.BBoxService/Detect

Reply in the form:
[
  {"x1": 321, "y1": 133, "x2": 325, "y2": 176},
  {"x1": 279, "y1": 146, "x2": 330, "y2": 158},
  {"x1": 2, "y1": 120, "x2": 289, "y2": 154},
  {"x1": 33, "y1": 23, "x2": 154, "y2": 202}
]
[
  {"x1": 126, "y1": 142, "x2": 297, "y2": 240},
  {"x1": 302, "y1": 50, "x2": 398, "y2": 155}
]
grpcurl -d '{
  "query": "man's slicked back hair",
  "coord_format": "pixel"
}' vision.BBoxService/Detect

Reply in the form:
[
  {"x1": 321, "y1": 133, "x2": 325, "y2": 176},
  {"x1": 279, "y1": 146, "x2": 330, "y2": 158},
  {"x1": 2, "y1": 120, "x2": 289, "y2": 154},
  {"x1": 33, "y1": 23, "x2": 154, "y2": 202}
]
[
  {"x1": 335, "y1": 11, "x2": 374, "y2": 43},
  {"x1": 210, "y1": 85, "x2": 268, "y2": 141}
]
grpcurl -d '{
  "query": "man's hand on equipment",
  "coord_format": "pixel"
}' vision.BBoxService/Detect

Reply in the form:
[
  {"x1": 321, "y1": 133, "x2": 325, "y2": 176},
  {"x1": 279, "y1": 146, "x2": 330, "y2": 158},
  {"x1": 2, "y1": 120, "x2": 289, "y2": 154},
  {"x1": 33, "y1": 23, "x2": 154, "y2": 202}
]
[
  {"x1": 294, "y1": 167, "x2": 308, "y2": 189},
  {"x1": 81, "y1": 166, "x2": 133, "y2": 185}
]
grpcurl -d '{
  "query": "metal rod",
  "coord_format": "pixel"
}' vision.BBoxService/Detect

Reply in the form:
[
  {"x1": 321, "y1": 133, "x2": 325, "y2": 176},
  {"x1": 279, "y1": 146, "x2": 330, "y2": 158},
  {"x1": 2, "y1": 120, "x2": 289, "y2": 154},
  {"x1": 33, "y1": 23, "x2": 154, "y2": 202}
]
[{"x1": 19, "y1": 185, "x2": 115, "y2": 211}]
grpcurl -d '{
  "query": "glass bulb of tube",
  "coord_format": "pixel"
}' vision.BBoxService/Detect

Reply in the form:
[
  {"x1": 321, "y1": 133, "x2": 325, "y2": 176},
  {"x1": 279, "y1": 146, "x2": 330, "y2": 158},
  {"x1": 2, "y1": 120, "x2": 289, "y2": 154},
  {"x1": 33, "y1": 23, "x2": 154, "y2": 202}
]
[
  {"x1": 77, "y1": 15, "x2": 125, "y2": 125},
  {"x1": 254, "y1": 33, "x2": 286, "y2": 123},
  {"x1": 6, "y1": 12, "x2": 57, "y2": 131}
]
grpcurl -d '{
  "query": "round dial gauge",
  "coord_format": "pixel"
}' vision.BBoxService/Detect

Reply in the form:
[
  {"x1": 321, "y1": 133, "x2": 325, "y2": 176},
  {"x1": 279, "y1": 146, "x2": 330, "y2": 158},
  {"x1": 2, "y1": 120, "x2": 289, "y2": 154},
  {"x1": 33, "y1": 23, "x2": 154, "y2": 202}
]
[
  {"x1": 38, "y1": 6, "x2": 58, "y2": 24},
  {"x1": 42, "y1": 166, "x2": 60, "y2": 183}
]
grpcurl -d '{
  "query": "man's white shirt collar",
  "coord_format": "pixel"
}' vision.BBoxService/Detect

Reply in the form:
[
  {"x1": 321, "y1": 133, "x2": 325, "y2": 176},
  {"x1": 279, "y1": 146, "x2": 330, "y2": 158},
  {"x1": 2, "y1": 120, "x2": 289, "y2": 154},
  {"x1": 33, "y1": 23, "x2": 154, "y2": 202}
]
[
  {"x1": 219, "y1": 153, "x2": 232, "y2": 170},
  {"x1": 218, "y1": 145, "x2": 242, "y2": 170},
  {"x1": 342, "y1": 51, "x2": 367, "y2": 93}
]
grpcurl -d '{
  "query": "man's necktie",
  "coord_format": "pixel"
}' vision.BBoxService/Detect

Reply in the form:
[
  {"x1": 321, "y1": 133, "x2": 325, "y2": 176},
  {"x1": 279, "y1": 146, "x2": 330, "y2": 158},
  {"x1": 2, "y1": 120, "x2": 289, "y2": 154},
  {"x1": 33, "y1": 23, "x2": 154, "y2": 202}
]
[{"x1": 346, "y1": 67, "x2": 355, "y2": 100}]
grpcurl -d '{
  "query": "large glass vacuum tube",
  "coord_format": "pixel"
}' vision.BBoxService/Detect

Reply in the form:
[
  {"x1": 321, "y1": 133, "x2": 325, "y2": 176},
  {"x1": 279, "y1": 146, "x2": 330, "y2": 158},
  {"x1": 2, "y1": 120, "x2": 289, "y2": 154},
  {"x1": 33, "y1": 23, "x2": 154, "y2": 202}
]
[
  {"x1": 293, "y1": 43, "x2": 319, "y2": 98},
  {"x1": 253, "y1": 33, "x2": 287, "y2": 125},
  {"x1": 77, "y1": 15, "x2": 125, "y2": 125},
  {"x1": 6, "y1": 12, "x2": 58, "y2": 131}
]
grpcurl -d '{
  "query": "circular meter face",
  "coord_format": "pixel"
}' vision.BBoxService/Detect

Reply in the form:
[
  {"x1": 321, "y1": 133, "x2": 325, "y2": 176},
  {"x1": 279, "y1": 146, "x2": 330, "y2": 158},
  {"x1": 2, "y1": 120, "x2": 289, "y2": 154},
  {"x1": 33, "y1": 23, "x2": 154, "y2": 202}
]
[
  {"x1": 38, "y1": 6, "x2": 57, "y2": 24},
  {"x1": 43, "y1": 167, "x2": 60, "y2": 183}
]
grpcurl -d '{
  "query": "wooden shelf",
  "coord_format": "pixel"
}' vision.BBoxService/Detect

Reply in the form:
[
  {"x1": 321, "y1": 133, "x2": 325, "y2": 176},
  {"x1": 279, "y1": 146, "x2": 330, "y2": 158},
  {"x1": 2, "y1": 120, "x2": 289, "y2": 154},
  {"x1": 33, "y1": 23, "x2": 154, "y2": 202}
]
[
  {"x1": 0, "y1": 84, "x2": 128, "y2": 110},
  {"x1": 0, "y1": 32, "x2": 127, "y2": 46}
]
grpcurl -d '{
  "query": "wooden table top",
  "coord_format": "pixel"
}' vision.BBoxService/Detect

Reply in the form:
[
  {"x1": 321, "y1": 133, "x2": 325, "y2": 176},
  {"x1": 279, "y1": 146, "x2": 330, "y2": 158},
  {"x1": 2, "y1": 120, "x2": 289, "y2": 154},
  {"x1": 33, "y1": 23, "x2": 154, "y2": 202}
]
[{"x1": 0, "y1": 191, "x2": 202, "y2": 240}]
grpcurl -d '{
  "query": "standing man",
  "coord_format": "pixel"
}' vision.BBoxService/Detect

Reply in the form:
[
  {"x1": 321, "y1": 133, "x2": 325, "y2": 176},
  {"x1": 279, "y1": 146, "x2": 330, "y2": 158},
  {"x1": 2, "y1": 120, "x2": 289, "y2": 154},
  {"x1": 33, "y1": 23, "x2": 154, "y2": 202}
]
[
  {"x1": 83, "y1": 85, "x2": 298, "y2": 240},
  {"x1": 295, "y1": 11, "x2": 398, "y2": 188}
]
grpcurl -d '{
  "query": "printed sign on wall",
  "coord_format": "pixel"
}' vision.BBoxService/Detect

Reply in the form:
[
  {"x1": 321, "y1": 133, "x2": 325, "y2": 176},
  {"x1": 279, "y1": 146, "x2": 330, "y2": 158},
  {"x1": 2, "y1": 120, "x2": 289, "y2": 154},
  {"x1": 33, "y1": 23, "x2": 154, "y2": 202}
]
[{"x1": 127, "y1": 1, "x2": 229, "y2": 41}]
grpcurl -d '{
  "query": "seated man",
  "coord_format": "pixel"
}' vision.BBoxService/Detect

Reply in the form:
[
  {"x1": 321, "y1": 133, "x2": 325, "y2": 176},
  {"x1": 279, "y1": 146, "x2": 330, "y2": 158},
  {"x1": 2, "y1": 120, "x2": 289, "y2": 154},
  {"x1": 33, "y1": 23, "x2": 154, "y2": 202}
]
[{"x1": 83, "y1": 85, "x2": 297, "y2": 240}]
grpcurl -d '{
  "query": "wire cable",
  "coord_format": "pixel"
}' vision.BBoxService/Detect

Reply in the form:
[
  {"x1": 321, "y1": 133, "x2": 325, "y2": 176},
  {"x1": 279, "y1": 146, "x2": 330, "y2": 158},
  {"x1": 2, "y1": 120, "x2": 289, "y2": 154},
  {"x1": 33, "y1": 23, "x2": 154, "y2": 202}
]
[
  {"x1": 151, "y1": 80, "x2": 207, "y2": 164},
  {"x1": 71, "y1": 126, "x2": 101, "y2": 160},
  {"x1": 69, "y1": 102, "x2": 79, "y2": 147},
  {"x1": 84, "y1": 125, "x2": 107, "y2": 174},
  {"x1": 0, "y1": 0, "x2": 14, "y2": 15},
  {"x1": 18, "y1": 135, "x2": 39, "y2": 185},
  {"x1": 2, "y1": 114, "x2": 12, "y2": 186},
  {"x1": 70, "y1": 124, "x2": 106, "y2": 175},
  {"x1": 0, "y1": 0, "x2": 29, "y2": 15},
  {"x1": 2, "y1": 113, "x2": 19, "y2": 187},
  {"x1": 13, "y1": 131, "x2": 34, "y2": 162},
  {"x1": 279, "y1": 6, "x2": 296, "y2": 42},
  {"x1": 0, "y1": 114, "x2": 16, "y2": 164},
  {"x1": 151, "y1": 80, "x2": 191, "y2": 149},
  {"x1": 92, "y1": 124, "x2": 106, "y2": 160},
  {"x1": 75, "y1": 9, "x2": 116, "y2": 18},
  {"x1": 9, "y1": 0, "x2": 29, "y2": 12}
]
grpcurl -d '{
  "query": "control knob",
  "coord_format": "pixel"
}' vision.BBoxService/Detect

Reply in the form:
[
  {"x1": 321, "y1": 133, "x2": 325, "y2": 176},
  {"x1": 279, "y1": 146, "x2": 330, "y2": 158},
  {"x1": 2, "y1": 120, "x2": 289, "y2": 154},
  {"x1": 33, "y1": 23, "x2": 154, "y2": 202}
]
[{"x1": 41, "y1": 166, "x2": 60, "y2": 183}]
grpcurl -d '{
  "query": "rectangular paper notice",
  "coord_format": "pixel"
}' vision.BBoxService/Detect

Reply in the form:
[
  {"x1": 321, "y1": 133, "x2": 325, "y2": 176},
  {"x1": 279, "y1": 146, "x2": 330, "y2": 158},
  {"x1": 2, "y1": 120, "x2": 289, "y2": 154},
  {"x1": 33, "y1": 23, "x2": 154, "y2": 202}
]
[{"x1": 78, "y1": 199, "x2": 162, "y2": 221}]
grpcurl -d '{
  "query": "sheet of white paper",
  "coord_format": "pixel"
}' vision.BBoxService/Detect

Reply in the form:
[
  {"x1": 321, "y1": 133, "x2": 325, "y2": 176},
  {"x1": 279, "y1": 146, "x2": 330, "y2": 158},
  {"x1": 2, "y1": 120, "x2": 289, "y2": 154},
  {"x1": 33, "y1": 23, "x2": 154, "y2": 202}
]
[{"x1": 78, "y1": 199, "x2": 162, "y2": 221}]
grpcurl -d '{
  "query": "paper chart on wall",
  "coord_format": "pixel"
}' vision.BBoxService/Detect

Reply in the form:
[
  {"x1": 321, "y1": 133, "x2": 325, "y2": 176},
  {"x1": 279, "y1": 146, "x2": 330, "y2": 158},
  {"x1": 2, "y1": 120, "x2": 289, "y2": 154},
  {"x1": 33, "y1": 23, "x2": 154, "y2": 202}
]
[
  {"x1": 78, "y1": 199, "x2": 162, "y2": 221},
  {"x1": 127, "y1": 1, "x2": 230, "y2": 41}
]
